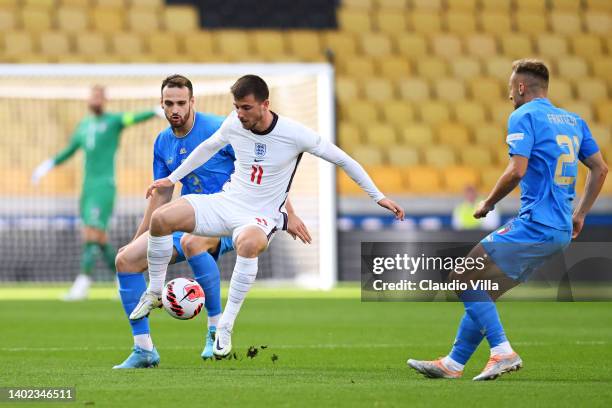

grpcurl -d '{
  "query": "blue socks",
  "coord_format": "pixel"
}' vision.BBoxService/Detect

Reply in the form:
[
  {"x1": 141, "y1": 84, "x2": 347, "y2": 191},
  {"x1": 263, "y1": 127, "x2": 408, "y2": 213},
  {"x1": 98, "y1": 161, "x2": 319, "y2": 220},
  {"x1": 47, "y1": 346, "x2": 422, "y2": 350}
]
[
  {"x1": 460, "y1": 290, "x2": 508, "y2": 349},
  {"x1": 117, "y1": 272, "x2": 150, "y2": 336},
  {"x1": 449, "y1": 313, "x2": 485, "y2": 365},
  {"x1": 189, "y1": 252, "x2": 222, "y2": 318}
]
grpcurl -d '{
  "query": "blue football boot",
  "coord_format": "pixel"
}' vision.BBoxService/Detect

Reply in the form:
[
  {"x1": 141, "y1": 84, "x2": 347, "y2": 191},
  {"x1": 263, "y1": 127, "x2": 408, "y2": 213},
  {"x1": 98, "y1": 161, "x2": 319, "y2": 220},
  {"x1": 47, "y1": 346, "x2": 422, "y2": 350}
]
[
  {"x1": 201, "y1": 326, "x2": 216, "y2": 360},
  {"x1": 112, "y1": 346, "x2": 160, "y2": 369}
]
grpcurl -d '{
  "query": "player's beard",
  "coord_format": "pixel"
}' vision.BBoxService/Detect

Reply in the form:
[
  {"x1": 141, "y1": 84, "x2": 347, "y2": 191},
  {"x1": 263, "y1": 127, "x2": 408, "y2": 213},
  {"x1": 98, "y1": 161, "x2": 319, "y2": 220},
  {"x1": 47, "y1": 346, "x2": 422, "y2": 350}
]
[{"x1": 170, "y1": 106, "x2": 191, "y2": 130}]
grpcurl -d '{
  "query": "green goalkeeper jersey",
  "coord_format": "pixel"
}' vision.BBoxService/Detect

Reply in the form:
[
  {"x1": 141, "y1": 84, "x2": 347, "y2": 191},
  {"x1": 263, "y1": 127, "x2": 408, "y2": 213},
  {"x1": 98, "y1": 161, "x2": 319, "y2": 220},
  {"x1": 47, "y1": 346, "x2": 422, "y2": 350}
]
[{"x1": 53, "y1": 110, "x2": 155, "y2": 192}]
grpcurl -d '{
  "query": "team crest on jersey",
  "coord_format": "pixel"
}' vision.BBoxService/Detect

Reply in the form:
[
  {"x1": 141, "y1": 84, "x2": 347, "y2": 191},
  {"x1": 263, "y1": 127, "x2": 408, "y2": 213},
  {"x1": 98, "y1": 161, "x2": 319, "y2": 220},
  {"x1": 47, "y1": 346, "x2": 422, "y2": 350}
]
[
  {"x1": 496, "y1": 224, "x2": 512, "y2": 235},
  {"x1": 254, "y1": 143, "x2": 267, "y2": 158},
  {"x1": 179, "y1": 148, "x2": 187, "y2": 154}
]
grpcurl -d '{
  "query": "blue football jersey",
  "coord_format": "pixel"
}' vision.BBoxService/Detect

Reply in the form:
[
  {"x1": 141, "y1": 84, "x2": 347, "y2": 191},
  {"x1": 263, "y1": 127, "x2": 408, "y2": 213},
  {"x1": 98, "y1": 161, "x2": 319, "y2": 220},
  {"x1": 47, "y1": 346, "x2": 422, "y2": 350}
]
[
  {"x1": 153, "y1": 112, "x2": 235, "y2": 195},
  {"x1": 506, "y1": 98, "x2": 599, "y2": 231}
]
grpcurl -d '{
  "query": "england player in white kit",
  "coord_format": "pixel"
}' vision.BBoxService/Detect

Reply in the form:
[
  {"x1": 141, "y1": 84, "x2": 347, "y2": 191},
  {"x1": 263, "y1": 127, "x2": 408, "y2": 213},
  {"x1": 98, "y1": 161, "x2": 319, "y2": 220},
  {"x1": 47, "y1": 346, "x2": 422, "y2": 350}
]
[{"x1": 131, "y1": 75, "x2": 404, "y2": 358}]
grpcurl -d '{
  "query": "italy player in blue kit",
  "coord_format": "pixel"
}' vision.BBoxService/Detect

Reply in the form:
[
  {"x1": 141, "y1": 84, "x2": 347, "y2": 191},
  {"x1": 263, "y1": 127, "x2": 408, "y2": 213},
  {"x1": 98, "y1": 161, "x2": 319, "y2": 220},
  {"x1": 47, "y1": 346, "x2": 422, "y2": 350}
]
[
  {"x1": 408, "y1": 60, "x2": 608, "y2": 380},
  {"x1": 113, "y1": 75, "x2": 310, "y2": 368}
]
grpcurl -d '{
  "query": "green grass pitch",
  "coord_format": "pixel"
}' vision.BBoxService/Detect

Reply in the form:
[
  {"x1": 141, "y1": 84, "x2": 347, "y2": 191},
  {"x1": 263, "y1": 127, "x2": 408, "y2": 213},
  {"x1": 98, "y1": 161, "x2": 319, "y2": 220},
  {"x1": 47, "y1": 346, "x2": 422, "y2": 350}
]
[{"x1": 0, "y1": 285, "x2": 611, "y2": 407}]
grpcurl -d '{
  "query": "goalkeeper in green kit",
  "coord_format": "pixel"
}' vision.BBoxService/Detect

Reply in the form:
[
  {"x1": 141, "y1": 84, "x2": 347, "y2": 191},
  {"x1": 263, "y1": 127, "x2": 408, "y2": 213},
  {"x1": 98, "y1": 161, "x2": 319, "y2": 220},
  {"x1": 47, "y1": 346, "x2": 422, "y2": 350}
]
[{"x1": 32, "y1": 85, "x2": 161, "y2": 300}]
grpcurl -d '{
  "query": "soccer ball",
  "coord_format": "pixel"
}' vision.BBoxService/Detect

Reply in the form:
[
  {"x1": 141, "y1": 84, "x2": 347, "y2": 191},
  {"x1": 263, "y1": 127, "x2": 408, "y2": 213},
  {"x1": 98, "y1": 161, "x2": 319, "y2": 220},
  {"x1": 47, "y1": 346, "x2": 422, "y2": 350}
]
[{"x1": 162, "y1": 278, "x2": 205, "y2": 320}]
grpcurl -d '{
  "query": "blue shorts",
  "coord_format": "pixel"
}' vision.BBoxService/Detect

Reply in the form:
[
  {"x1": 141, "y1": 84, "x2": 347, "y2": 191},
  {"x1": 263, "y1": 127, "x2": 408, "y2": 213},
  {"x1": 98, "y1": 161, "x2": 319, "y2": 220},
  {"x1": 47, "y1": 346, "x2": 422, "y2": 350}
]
[
  {"x1": 480, "y1": 216, "x2": 571, "y2": 282},
  {"x1": 172, "y1": 232, "x2": 234, "y2": 263}
]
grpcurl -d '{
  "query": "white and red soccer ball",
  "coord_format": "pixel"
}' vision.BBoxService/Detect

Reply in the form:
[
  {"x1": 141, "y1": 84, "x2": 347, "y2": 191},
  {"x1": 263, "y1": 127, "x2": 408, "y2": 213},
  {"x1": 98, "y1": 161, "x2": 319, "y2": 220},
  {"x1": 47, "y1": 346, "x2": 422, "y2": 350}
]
[{"x1": 162, "y1": 278, "x2": 205, "y2": 320}]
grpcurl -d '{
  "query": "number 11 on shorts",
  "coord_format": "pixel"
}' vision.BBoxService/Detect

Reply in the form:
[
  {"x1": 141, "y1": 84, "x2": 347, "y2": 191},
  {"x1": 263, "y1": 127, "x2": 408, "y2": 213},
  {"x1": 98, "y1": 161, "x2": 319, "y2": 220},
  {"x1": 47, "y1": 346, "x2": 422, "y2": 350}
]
[{"x1": 251, "y1": 165, "x2": 263, "y2": 184}]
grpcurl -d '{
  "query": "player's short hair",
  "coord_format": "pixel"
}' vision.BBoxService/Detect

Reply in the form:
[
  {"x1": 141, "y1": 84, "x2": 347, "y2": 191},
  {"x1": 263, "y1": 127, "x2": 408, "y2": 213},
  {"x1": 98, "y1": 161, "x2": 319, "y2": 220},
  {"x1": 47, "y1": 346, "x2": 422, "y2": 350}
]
[
  {"x1": 231, "y1": 75, "x2": 269, "y2": 102},
  {"x1": 161, "y1": 74, "x2": 193, "y2": 98},
  {"x1": 512, "y1": 59, "x2": 549, "y2": 89}
]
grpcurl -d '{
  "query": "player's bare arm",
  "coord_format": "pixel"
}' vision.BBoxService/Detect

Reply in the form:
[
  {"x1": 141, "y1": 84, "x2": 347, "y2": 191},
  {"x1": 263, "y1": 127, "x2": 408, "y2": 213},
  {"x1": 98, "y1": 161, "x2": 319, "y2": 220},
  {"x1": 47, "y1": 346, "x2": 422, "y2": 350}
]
[
  {"x1": 132, "y1": 183, "x2": 174, "y2": 241},
  {"x1": 285, "y1": 198, "x2": 312, "y2": 244},
  {"x1": 572, "y1": 152, "x2": 608, "y2": 238},
  {"x1": 474, "y1": 155, "x2": 528, "y2": 218}
]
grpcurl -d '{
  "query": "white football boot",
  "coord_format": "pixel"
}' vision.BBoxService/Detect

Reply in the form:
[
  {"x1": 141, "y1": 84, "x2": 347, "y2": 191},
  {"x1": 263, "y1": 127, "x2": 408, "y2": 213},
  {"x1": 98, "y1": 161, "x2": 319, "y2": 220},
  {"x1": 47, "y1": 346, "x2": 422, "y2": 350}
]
[
  {"x1": 212, "y1": 325, "x2": 233, "y2": 359},
  {"x1": 473, "y1": 352, "x2": 523, "y2": 381},
  {"x1": 62, "y1": 274, "x2": 92, "y2": 301},
  {"x1": 129, "y1": 291, "x2": 162, "y2": 320}
]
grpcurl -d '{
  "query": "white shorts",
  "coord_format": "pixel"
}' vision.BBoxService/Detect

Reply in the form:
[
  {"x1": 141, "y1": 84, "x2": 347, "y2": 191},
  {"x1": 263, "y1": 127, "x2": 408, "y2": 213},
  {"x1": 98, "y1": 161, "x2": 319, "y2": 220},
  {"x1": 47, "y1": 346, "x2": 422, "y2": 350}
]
[{"x1": 182, "y1": 193, "x2": 285, "y2": 244}]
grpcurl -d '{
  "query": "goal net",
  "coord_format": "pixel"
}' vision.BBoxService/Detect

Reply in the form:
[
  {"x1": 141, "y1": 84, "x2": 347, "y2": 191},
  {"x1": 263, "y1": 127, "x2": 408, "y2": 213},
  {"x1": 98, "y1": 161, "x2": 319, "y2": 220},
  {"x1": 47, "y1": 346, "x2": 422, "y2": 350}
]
[{"x1": 0, "y1": 63, "x2": 336, "y2": 289}]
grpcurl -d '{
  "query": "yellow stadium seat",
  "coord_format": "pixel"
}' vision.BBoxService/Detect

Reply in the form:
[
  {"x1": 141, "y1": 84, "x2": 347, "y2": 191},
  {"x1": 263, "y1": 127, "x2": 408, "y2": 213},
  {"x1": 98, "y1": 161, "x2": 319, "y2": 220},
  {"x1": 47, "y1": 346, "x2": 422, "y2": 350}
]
[
  {"x1": 409, "y1": 11, "x2": 442, "y2": 34},
  {"x1": 163, "y1": 6, "x2": 198, "y2": 33},
  {"x1": 584, "y1": 0, "x2": 611, "y2": 12},
  {"x1": 338, "y1": 9, "x2": 372, "y2": 33},
  {"x1": 446, "y1": 0, "x2": 477, "y2": 11},
  {"x1": 592, "y1": 58, "x2": 612, "y2": 84},
  {"x1": 557, "y1": 56, "x2": 589, "y2": 78},
  {"x1": 480, "y1": 0, "x2": 512, "y2": 11},
  {"x1": 412, "y1": 0, "x2": 442, "y2": 10},
  {"x1": 23, "y1": 0, "x2": 55, "y2": 7},
  {"x1": 57, "y1": 7, "x2": 89, "y2": 33},
  {"x1": 324, "y1": 31, "x2": 357, "y2": 58},
  {"x1": 537, "y1": 35, "x2": 569, "y2": 59},
  {"x1": 570, "y1": 34, "x2": 604, "y2": 59},
  {"x1": 345, "y1": 101, "x2": 380, "y2": 125},
  {"x1": 187, "y1": 32, "x2": 215, "y2": 61},
  {"x1": 577, "y1": 78, "x2": 608, "y2": 103},
  {"x1": 550, "y1": 12, "x2": 582, "y2": 35},
  {"x1": 434, "y1": 78, "x2": 467, "y2": 102},
  {"x1": 548, "y1": 78, "x2": 574, "y2": 105},
  {"x1": 584, "y1": 12, "x2": 610, "y2": 34},
  {"x1": 564, "y1": 101, "x2": 594, "y2": 122},
  {"x1": 442, "y1": 166, "x2": 479, "y2": 193},
  {"x1": 374, "y1": 10, "x2": 407, "y2": 34},
  {"x1": 377, "y1": 56, "x2": 411, "y2": 80},
  {"x1": 423, "y1": 145, "x2": 456, "y2": 167},
  {"x1": 401, "y1": 124, "x2": 434, "y2": 147},
  {"x1": 589, "y1": 124, "x2": 611, "y2": 146},
  {"x1": 131, "y1": 0, "x2": 163, "y2": 8},
  {"x1": 97, "y1": 0, "x2": 126, "y2": 6},
  {"x1": 515, "y1": 13, "x2": 549, "y2": 35},
  {"x1": 420, "y1": 101, "x2": 451, "y2": 125},
  {"x1": 376, "y1": 0, "x2": 409, "y2": 10},
  {"x1": 365, "y1": 166, "x2": 405, "y2": 193},
  {"x1": 3, "y1": 31, "x2": 35, "y2": 58},
  {"x1": 493, "y1": 145, "x2": 510, "y2": 165},
  {"x1": 398, "y1": 78, "x2": 430, "y2": 102},
  {"x1": 253, "y1": 31, "x2": 287, "y2": 60},
  {"x1": 479, "y1": 11, "x2": 512, "y2": 35},
  {"x1": 387, "y1": 146, "x2": 420, "y2": 167},
  {"x1": 127, "y1": 8, "x2": 160, "y2": 33},
  {"x1": 337, "y1": 121, "x2": 363, "y2": 148},
  {"x1": 490, "y1": 102, "x2": 513, "y2": 125},
  {"x1": 474, "y1": 124, "x2": 505, "y2": 146},
  {"x1": 287, "y1": 31, "x2": 322, "y2": 61},
  {"x1": 451, "y1": 57, "x2": 482, "y2": 79},
  {"x1": 343, "y1": 0, "x2": 375, "y2": 9},
  {"x1": 365, "y1": 123, "x2": 397, "y2": 147},
  {"x1": 39, "y1": 31, "x2": 71, "y2": 58},
  {"x1": 415, "y1": 57, "x2": 448, "y2": 80},
  {"x1": 431, "y1": 34, "x2": 463, "y2": 60},
  {"x1": 360, "y1": 32, "x2": 393, "y2": 58},
  {"x1": 336, "y1": 76, "x2": 360, "y2": 103},
  {"x1": 465, "y1": 34, "x2": 497, "y2": 58},
  {"x1": 500, "y1": 34, "x2": 534, "y2": 59},
  {"x1": 75, "y1": 32, "x2": 109, "y2": 57},
  {"x1": 550, "y1": 0, "x2": 582, "y2": 12},
  {"x1": 351, "y1": 145, "x2": 384, "y2": 165},
  {"x1": 395, "y1": 33, "x2": 428, "y2": 59},
  {"x1": 515, "y1": 0, "x2": 547, "y2": 12},
  {"x1": 216, "y1": 31, "x2": 253, "y2": 60},
  {"x1": 460, "y1": 146, "x2": 493, "y2": 167},
  {"x1": 0, "y1": 0, "x2": 19, "y2": 7},
  {"x1": 454, "y1": 102, "x2": 486, "y2": 127},
  {"x1": 92, "y1": 7, "x2": 125, "y2": 34},
  {"x1": 364, "y1": 78, "x2": 395, "y2": 102},
  {"x1": 0, "y1": 9, "x2": 17, "y2": 31},
  {"x1": 381, "y1": 101, "x2": 415, "y2": 128},
  {"x1": 341, "y1": 57, "x2": 376, "y2": 79},
  {"x1": 470, "y1": 77, "x2": 502, "y2": 101},
  {"x1": 436, "y1": 122, "x2": 470, "y2": 148},
  {"x1": 480, "y1": 166, "x2": 506, "y2": 191},
  {"x1": 337, "y1": 169, "x2": 363, "y2": 195},
  {"x1": 111, "y1": 32, "x2": 144, "y2": 58},
  {"x1": 595, "y1": 102, "x2": 612, "y2": 125},
  {"x1": 20, "y1": 6, "x2": 52, "y2": 32},
  {"x1": 484, "y1": 57, "x2": 513, "y2": 81},
  {"x1": 148, "y1": 32, "x2": 180, "y2": 60},
  {"x1": 402, "y1": 166, "x2": 442, "y2": 194},
  {"x1": 445, "y1": 12, "x2": 477, "y2": 35}
]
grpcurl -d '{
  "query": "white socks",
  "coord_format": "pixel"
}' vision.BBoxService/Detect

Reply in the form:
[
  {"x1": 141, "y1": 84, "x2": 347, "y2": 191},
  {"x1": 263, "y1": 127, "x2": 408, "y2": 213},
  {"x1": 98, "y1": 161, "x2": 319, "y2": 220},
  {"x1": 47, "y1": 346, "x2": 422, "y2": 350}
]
[
  {"x1": 147, "y1": 235, "x2": 173, "y2": 294},
  {"x1": 208, "y1": 314, "x2": 220, "y2": 329},
  {"x1": 218, "y1": 256, "x2": 258, "y2": 331},
  {"x1": 491, "y1": 341, "x2": 514, "y2": 356},
  {"x1": 442, "y1": 356, "x2": 465, "y2": 371},
  {"x1": 134, "y1": 334, "x2": 153, "y2": 351}
]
